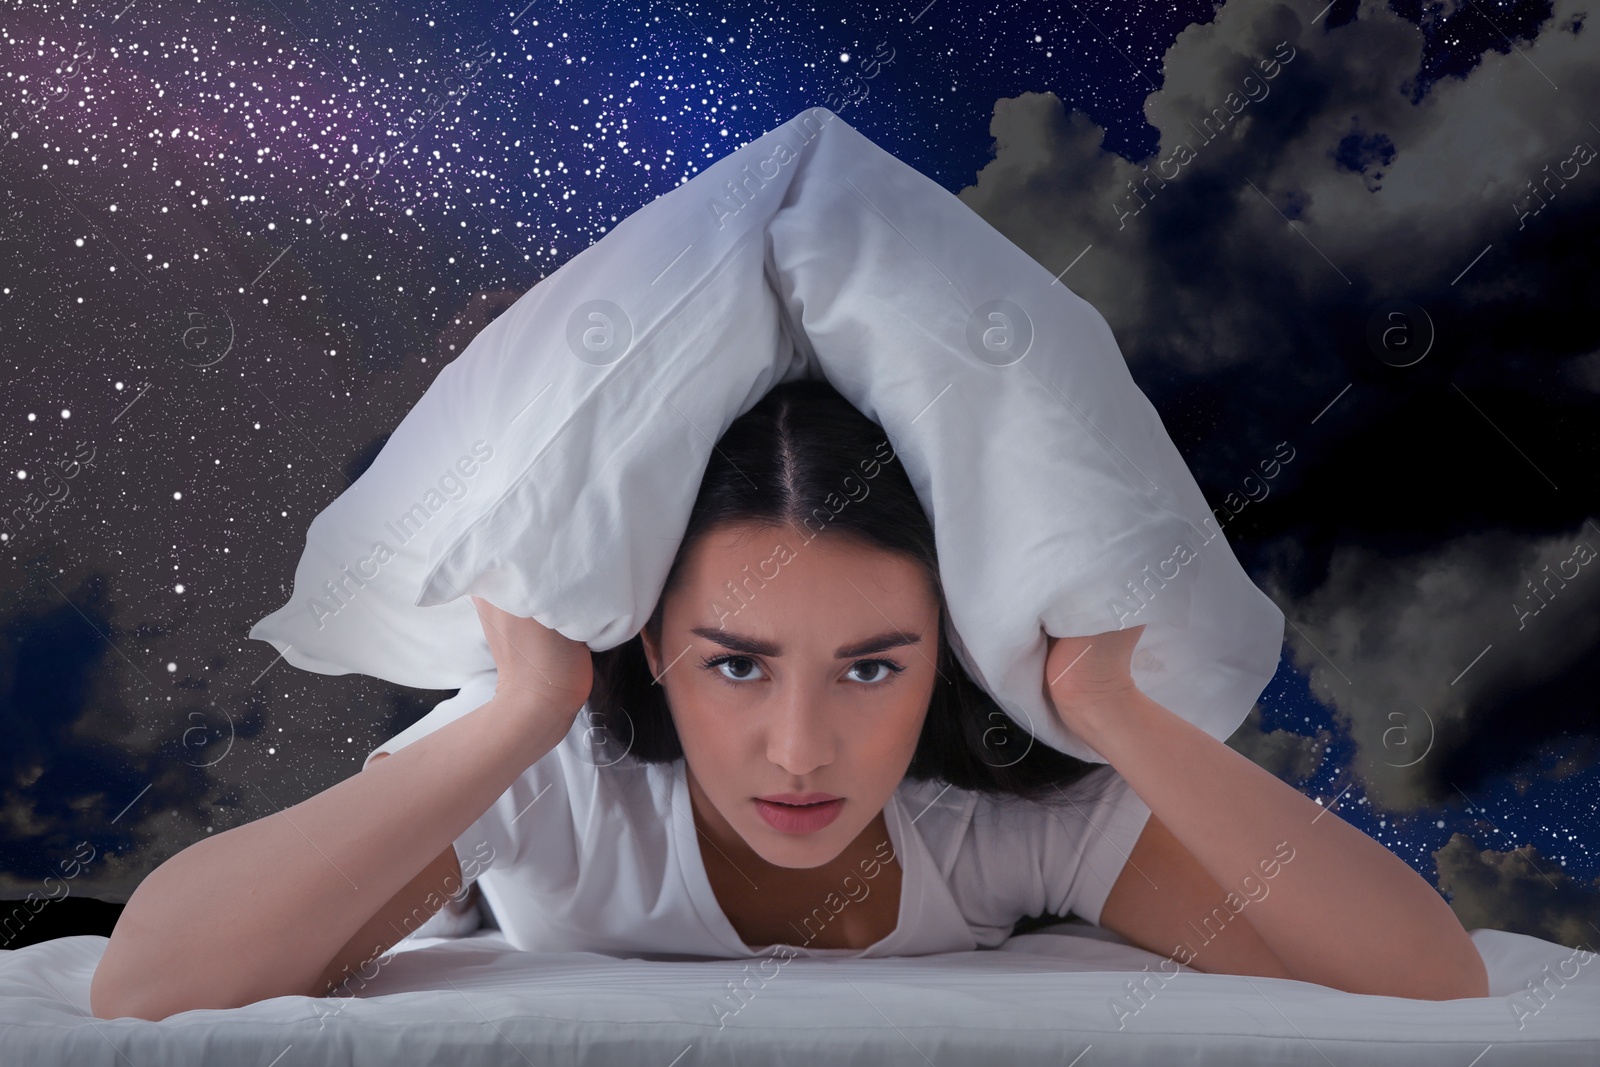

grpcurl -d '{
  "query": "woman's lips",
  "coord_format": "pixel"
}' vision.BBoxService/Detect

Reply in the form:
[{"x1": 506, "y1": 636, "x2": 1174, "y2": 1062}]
[{"x1": 753, "y1": 797, "x2": 846, "y2": 834}]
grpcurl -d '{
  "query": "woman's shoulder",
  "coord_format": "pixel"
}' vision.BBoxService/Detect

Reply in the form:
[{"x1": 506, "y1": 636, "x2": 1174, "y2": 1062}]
[
  {"x1": 537, "y1": 717, "x2": 681, "y2": 815},
  {"x1": 467, "y1": 719, "x2": 678, "y2": 882},
  {"x1": 892, "y1": 775, "x2": 979, "y2": 840}
]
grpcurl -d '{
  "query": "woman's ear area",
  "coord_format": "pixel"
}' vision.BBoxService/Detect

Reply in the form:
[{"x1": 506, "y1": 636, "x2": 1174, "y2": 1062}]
[{"x1": 639, "y1": 621, "x2": 661, "y2": 681}]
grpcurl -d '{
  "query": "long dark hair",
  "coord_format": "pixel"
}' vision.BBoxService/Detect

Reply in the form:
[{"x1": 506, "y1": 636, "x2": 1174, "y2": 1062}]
[{"x1": 586, "y1": 376, "x2": 1114, "y2": 805}]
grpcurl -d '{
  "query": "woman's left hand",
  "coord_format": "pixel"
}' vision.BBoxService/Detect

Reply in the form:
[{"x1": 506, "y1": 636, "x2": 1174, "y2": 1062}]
[{"x1": 1043, "y1": 624, "x2": 1146, "y2": 732}]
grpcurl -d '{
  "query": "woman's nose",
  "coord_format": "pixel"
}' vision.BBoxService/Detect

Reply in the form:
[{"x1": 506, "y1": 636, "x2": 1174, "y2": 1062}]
[{"x1": 764, "y1": 688, "x2": 835, "y2": 776}]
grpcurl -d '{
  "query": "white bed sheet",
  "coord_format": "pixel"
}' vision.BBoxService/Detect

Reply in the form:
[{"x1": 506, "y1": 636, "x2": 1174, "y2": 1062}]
[{"x1": 2, "y1": 922, "x2": 1595, "y2": 1065}]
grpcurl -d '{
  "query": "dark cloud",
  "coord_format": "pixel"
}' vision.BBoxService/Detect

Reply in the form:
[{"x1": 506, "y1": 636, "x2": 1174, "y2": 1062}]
[
  {"x1": 960, "y1": 0, "x2": 1599, "y2": 392},
  {"x1": 1225, "y1": 704, "x2": 1333, "y2": 784},
  {"x1": 1265, "y1": 524, "x2": 1600, "y2": 810},
  {"x1": 954, "y1": 0, "x2": 1600, "y2": 808},
  {"x1": 0, "y1": 565, "x2": 450, "y2": 903},
  {"x1": 0, "y1": 219, "x2": 503, "y2": 902},
  {"x1": 1434, "y1": 833, "x2": 1600, "y2": 950},
  {"x1": 0, "y1": 571, "x2": 226, "y2": 900}
]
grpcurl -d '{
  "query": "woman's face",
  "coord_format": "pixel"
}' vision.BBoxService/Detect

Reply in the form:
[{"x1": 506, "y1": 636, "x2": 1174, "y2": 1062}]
[{"x1": 640, "y1": 520, "x2": 942, "y2": 870}]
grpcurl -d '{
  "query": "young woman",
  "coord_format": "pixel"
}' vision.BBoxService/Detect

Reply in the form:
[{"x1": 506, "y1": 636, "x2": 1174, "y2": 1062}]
[{"x1": 90, "y1": 379, "x2": 1487, "y2": 1021}]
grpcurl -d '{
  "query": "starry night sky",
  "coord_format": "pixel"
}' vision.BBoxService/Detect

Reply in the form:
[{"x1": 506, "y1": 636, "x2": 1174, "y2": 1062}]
[{"x1": 2, "y1": 0, "x2": 1596, "y2": 949}]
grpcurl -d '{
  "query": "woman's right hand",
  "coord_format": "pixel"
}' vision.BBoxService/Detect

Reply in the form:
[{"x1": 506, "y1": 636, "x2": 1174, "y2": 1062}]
[{"x1": 471, "y1": 596, "x2": 594, "y2": 722}]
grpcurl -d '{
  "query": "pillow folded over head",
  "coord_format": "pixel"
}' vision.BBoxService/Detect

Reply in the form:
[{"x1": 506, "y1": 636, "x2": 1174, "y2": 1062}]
[{"x1": 249, "y1": 107, "x2": 1284, "y2": 762}]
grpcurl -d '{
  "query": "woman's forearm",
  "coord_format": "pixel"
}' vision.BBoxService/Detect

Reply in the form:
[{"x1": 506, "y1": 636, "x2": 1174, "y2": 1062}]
[
  {"x1": 1070, "y1": 690, "x2": 1488, "y2": 999},
  {"x1": 91, "y1": 691, "x2": 571, "y2": 1018}
]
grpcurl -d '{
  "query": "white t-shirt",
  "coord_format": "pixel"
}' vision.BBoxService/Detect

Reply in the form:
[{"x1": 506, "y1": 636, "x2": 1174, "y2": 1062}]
[{"x1": 365, "y1": 671, "x2": 1153, "y2": 961}]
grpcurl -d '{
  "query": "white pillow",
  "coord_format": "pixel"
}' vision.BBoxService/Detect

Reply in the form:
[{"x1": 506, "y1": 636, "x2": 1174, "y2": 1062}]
[{"x1": 249, "y1": 107, "x2": 1283, "y2": 762}]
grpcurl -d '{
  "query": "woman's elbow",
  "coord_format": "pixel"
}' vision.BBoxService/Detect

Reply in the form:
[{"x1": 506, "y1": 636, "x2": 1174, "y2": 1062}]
[
  {"x1": 1419, "y1": 948, "x2": 1490, "y2": 1001},
  {"x1": 1374, "y1": 940, "x2": 1490, "y2": 1001},
  {"x1": 90, "y1": 962, "x2": 267, "y2": 1021},
  {"x1": 90, "y1": 946, "x2": 196, "y2": 1021},
  {"x1": 91, "y1": 926, "x2": 248, "y2": 1021},
  {"x1": 89, "y1": 968, "x2": 174, "y2": 1021}
]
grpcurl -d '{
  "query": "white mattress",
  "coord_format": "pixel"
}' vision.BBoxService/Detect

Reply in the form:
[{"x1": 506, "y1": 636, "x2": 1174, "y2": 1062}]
[{"x1": 2, "y1": 922, "x2": 1595, "y2": 1065}]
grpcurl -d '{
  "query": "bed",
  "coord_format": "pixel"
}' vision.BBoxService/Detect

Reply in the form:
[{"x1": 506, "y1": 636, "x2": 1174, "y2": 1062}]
[{"x1": 3, "y1": 917, "x2": 1595, "y2": 1065}]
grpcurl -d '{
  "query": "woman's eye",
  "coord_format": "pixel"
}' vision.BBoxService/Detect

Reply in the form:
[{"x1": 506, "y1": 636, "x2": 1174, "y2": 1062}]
[
  {"x1": 697, "y1": 655, "x2": 906, "y2": 686},
  {"x1": 701, "y1": 654, "x2": 765, "y2": 683},
  {"x1": 846, "y1": 658, "x2": 906, "y2": 685}
]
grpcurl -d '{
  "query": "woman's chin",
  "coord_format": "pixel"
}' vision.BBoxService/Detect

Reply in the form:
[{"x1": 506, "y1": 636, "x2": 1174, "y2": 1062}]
[
  {"x1": 742, "y1": 821, "x2": 855, "y2": 870},
  {"x1": 754, "y1": 843, "x2": 845, "y2": 870}
]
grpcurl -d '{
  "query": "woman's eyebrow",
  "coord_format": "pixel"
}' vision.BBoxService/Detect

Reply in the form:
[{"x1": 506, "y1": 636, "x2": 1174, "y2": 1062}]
[{"x1": 689, "y1": 627, "x2": 922, "y2": 659}]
